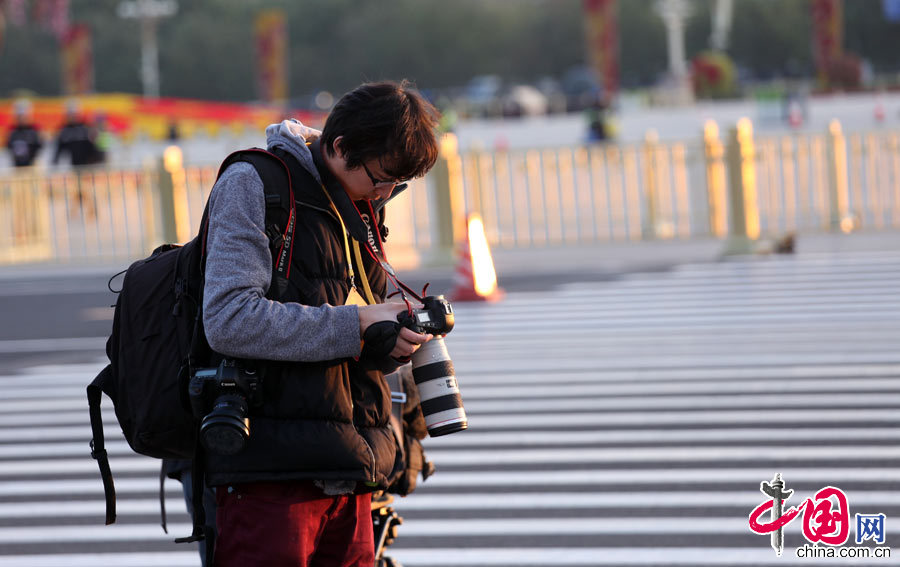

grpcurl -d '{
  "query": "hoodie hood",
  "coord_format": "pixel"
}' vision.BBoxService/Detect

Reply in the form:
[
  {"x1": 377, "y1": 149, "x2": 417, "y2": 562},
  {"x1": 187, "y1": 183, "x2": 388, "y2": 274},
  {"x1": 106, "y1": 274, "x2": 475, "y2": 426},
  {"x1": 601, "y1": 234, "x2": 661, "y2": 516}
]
[
  {"x1": 265, "y1": 120, "x2": 374, "y2": 248},
  {"x1": 265, "y1": 119, "x2": 322, "y2": 184}
]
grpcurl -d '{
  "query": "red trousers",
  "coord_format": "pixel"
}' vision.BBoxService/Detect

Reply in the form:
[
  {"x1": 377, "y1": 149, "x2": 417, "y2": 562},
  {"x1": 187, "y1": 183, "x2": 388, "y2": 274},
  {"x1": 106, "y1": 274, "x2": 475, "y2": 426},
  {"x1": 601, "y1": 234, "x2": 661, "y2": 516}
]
[{"x1": 213, "y1": 481, "x2": 374, "y2": 567}]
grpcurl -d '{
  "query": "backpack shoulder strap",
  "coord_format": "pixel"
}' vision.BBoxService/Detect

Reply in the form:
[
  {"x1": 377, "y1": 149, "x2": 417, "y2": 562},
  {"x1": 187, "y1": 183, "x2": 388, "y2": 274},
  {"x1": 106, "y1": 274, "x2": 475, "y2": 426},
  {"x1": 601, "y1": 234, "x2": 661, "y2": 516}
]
[
  {"x1": 217, "y1": 148, "x2": 295, "y2": 300},
  {"x1": 87, "y1": 365, "x2": 116, "y2": 525}
]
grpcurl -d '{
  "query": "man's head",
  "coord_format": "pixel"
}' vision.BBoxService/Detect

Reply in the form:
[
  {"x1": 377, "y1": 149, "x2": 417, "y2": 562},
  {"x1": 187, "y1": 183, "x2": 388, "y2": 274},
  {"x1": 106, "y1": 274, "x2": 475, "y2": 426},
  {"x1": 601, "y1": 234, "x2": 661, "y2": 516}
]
[
  {"x1": 64, "y1": 99, "x2": 81, "y2": 120},
  {"x1": 321, "y1": 80, "x2": 440, "y2": 201},
  {"x1": 13, "y1": 99, "x2": 32, "y2": 124}
]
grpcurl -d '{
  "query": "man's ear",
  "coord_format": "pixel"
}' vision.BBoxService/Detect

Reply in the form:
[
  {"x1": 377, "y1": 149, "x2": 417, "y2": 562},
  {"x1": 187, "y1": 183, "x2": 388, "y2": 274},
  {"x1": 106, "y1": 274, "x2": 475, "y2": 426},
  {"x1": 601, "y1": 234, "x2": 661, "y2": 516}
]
[{"x1": 332, "y1": 136, "x2": 344, "y2": 158}]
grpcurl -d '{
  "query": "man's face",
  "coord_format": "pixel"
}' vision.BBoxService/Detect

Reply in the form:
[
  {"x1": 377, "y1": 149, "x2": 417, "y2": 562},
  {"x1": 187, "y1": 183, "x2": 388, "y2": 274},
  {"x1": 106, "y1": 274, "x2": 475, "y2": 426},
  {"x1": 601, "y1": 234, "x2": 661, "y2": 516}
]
[
  {"x1": 326, "y1": 136, "x2": 404, "y2": 202},
  {"x1": 341, "y1": 158, "x2": 402, "y2": 202}
]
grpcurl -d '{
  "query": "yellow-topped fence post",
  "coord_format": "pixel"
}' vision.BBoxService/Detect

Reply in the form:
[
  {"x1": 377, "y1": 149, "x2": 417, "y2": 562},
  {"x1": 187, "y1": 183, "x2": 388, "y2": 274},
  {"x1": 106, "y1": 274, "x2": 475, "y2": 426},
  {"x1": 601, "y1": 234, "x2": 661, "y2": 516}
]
[
  {"x1": 703, "y1": 120, "x2": 728, "y2": 237},
  {"x1": 427, "y1": 133, "x2": 467, "y2": 266},
  {"x1": 825, "y1": 119, "x2": 851, "y2": 232},
  {"x1": 641, "y1": 130, "x2": 660, "y2": 239},
  {"x1": 722, "y1": 118, "x2": 760, "y2": 255},
  {"x1": 158, "y1": 145, "x2": 192, "y2": 245}
]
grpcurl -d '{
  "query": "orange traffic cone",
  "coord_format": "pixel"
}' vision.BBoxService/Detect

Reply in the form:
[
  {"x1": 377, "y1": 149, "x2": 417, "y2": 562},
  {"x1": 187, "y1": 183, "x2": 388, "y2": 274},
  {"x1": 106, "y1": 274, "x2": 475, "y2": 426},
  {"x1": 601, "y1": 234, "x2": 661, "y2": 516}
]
[{"x1": 450, "y1": 214, "x2": 504, "y2": 303}]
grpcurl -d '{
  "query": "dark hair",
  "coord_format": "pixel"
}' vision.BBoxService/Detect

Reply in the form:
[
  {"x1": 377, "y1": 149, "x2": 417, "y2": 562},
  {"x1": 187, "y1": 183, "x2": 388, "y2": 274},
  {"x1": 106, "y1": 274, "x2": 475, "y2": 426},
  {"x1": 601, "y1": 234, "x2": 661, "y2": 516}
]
[{"x1": 321, "y1": 80, "x2": 441, "y2": 180}]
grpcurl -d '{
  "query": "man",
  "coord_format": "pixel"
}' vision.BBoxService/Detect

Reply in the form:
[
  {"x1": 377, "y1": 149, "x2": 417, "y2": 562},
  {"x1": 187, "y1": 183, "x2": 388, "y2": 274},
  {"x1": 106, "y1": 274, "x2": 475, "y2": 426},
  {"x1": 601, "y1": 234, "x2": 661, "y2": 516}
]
[
  {"x1": 6, "y1": 100, "x2": 43, "y2": 167},
  {"x1": 202, "y1": 80, "x2": 440, "y2": 566},
  {"x1": 52, "y1": 101, "x2": 104, "y2": 166}
]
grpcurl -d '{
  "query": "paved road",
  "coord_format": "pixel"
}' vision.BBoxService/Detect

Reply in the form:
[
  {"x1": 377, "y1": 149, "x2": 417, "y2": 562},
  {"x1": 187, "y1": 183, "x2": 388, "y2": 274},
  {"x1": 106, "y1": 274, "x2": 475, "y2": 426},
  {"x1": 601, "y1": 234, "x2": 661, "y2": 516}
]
[{"x1": 0, "y1": 249, "x2": 898, "y2": 565}]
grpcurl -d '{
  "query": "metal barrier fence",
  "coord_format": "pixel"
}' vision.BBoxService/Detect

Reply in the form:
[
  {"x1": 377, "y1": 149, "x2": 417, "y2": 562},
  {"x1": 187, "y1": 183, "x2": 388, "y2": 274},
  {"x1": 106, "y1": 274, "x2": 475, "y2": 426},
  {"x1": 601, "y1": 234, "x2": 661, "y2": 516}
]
[
  {"x1": 456, "y1": 139, "x2": 703, "y2": 248},
  {"x1": 0, "y1": 155, "x2": 434, "y2": 267},
  {"x1": 1, "y1": 120, "x2": 898, "y2": 266},
  {"x1": 455, "y1": 122, "x2": 900, "y2": 249},
  {"x1": 0, "y1": 168, "x2": 161, "y2": 264},
  {"x1": 754, "y1": 128, "x2": 900, "y2": 234}
]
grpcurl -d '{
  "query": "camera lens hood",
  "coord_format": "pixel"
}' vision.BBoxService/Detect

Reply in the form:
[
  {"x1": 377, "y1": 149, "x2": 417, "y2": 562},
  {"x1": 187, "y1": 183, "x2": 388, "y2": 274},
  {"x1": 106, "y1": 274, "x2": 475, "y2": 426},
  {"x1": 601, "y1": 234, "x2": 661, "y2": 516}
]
[{"x1": 200, "y1": 395, "x2": 250, "y2": 455}]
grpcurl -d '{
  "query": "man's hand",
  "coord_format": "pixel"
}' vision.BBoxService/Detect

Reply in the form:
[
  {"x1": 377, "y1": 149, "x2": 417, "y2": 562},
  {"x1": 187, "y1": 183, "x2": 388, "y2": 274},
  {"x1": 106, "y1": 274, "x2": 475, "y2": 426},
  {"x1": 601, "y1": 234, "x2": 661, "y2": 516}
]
[
  {"x1": 359, "y1": 303, "x2": 432, "y2": 360},
  {"x1": 392, "y1": 326, "x2": 432, "y2": 360}
]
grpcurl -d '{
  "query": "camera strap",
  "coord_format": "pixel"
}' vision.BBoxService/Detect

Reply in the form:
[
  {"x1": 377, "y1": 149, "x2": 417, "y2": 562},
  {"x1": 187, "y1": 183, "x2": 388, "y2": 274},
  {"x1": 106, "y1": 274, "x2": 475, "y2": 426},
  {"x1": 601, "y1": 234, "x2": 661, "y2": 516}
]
[
  {"x1": 361, "y1": 199, "x2": 425, "y2": 309},
  {"x1": 316, "y1": 176, "x2": 425, "y2": 312},
  {"x1": 351, "y1": 239, "x2": 376, "y2": 304},
  {"x1": 316, "y1": 182, "x2": 377, "y2": 305}
]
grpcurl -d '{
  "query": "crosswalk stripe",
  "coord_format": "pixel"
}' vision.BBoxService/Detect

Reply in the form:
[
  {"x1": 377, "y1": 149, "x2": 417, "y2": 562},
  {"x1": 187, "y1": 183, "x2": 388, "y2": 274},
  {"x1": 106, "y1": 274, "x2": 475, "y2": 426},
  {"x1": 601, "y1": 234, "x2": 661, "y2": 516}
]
[
  {"x1": 0, "y1": 467, "x2": 894, "y2": 498},
  {"x1": 462, "y1": 393, "x2": 900, "y2": 412},
  {"x1": 0, "y1": 407, "x2": 895, "y2": 446},
  {"x1": 6, "y1": 425, "x2": 899, "y2": 446},
  {"x1": 2, "y1": 444, "x2": 898, "y2": 476},
  {"x1": 462, "y1": 409, "x2": 900, "y2": 428},
  {"x1": 0, "y1": 517, "x2": 838, "y2": 543},
  {"x1": 4, "y1": 390, "x2": 900, "y2": 414},
  {"x1": 424, "y1": 427, "x2": 900, "y2": 447},
  {"x1": 451, "y1": 353, "x2": 900, "y2": 372},
  {"x1": 0, "y1": 547, "x2": 875, "y2": 567},
  {"x1": 0, "y1": 523, "x2": 195, "y2": 543},
  {"x1": 0, "y1": 338, "x2": 105, "y2": 353},
  {"x1": 2, "y1": 362, "x2": 900, "y2": 388},
  {"x1": 390, "y1": 491, "x2": 900, "y2": 510},
  {"x1": 0, "y1": 554, "x2": 201, "y2": 567},
  {"x1": 0, "y1": 478, "x2": 183, "y2": 497},
  {"x1": 390, "y1": 547, "x2": 885, "y2": 566},
  {"x1": 422, "y1": 446, "x2": 900, "y2": 465},
  {"x1": 0, "y1": 411, "x2": 116, "y2": 427},
  {"x1": 3, "y1": 374, "x2": 900, "y2": 404},
  {"x1": 5, "y1": 491, "x2": 899, "y2": 518},
  {"x1": 4, "y1": 424, "x2": 900, "y2": 457}
]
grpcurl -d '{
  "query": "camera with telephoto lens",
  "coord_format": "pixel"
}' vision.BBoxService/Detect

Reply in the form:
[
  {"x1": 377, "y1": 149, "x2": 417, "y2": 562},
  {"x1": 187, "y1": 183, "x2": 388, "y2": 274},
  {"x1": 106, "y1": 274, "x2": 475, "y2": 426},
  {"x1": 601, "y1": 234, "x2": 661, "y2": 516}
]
[
  {"x1": 397, "y1": 295, "x2": 468, "y2": 437},
  {"x1": 188, "y1": 359, "x2": 262, "y2": 455}
]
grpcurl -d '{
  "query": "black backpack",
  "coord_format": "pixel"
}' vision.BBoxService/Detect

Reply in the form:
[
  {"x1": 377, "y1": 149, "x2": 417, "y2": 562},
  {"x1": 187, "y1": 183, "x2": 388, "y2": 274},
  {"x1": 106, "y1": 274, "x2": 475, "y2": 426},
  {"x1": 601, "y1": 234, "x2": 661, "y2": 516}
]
[{"x1": 87, "y1": 149, "x2": 295, "y2": 538}]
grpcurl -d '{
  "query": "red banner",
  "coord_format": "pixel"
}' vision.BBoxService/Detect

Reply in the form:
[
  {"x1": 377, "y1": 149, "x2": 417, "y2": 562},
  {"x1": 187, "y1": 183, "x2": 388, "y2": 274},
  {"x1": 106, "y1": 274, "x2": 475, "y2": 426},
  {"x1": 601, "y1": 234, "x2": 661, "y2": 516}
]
[
  {"x1": 6, "y1": 0, "x2": 26, "y2": 27},
  {"x1": 0, "y1": 94, "x2": 326, "y2": 140},
  {"x1": 61, "y1": 23, "x2": 92, "y2": 95},
  {"x1": 583, "y1": 0, "x2": 619, "y2": 99},
  {"x1": 811, "y1": 0, "x2": 843, "y2": 83},
  {"x1": 255, "y1": 10, "x2": 288, "y2": 104},
  {"x1": 33, "y1": 0, "x2": 69, "y2": 39}
]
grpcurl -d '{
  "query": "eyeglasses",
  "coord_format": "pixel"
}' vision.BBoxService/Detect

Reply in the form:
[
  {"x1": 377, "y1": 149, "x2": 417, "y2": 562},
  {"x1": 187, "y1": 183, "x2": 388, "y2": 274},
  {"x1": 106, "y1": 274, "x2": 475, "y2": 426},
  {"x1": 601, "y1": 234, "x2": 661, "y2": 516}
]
[{"x1": 362, "y1": 162, "x2": 402, "y2": 187}]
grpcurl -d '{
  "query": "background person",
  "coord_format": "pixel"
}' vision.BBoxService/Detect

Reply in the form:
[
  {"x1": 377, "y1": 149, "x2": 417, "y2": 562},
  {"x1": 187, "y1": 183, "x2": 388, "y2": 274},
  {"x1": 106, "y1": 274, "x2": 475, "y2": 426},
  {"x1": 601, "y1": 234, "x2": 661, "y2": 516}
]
[
  {"x1": 52, "y1": 101, "x2": 105, "y2": 167},
  {"x1": 5, "y1": 100, "x2": 43, "y2": 167}
]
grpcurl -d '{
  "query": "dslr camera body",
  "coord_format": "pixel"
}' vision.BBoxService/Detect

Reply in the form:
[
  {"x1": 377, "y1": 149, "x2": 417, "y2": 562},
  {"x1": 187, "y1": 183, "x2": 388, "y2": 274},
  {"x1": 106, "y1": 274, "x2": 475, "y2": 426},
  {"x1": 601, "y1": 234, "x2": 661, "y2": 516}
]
[
  {"x1": 188, "y1": 359, "x2": 262, "y2": 455},
  {"x1": 397, "y1": 295, "x2": 467, "y2": 437},
  {"x1": 397, "y1": 295, "x2": 455, "y2": 336}
]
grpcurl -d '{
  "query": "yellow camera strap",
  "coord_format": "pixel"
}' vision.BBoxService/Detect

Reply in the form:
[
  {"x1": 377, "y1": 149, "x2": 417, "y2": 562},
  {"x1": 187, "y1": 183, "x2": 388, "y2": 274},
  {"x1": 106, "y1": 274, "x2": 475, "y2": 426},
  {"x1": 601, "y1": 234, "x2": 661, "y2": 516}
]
[
  {"x1": 317, "y1": 183, "x2": 376, "y2": 305},
  {"x1": 351, "y1": 239, "x2": 376, "y2": 304}
]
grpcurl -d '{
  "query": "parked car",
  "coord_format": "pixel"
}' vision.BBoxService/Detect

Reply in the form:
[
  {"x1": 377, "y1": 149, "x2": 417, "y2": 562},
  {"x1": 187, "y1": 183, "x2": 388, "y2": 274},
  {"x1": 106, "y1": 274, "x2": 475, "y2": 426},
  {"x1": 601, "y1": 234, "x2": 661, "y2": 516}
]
[
  {"x1": 463, "y1": 75, "x2": 504, "y2": 118},
  {"x1": 562, "y1": 65, "x2": 604, "y2": 112},
  {"x1": 500, "y1": 85, "x2": 549, "y2": 117}
]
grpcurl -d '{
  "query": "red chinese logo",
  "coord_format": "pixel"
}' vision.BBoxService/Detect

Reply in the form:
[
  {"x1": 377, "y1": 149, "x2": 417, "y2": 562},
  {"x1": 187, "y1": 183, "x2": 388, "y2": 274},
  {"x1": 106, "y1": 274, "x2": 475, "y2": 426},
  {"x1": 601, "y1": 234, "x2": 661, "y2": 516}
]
[
  {"x1": 801, "y1": 487, "x2": 850, "y2": 545},
  {"x1": 749, "y1": 483, "x2": 850, "y2": 546}
]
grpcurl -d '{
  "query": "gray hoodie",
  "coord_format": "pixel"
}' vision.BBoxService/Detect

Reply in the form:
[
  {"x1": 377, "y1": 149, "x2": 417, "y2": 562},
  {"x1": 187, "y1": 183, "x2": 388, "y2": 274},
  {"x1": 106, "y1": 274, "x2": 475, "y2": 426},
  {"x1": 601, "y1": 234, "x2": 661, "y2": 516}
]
[{"x1": 202, "y1": 119, "x2": 361, "y2": 361}]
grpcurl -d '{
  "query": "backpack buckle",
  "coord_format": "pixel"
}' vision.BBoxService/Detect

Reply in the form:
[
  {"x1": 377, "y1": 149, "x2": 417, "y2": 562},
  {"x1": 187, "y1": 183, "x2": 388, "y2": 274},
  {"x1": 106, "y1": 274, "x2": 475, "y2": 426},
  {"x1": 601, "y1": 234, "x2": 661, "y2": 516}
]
[
  {"x1": 89, "y1": 440, "x2": 107, "y2": 461},
  {"x1": 265, "y1": 225, "x2": 284, "y2": 250}
]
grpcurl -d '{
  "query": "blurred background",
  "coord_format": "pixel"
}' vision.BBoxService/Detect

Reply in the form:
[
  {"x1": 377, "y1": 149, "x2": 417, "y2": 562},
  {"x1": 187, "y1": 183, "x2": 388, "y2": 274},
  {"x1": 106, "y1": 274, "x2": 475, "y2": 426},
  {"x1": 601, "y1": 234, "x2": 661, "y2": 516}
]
[{"x1": 1, "y1": 0, "x2": 900, "y2": 267}]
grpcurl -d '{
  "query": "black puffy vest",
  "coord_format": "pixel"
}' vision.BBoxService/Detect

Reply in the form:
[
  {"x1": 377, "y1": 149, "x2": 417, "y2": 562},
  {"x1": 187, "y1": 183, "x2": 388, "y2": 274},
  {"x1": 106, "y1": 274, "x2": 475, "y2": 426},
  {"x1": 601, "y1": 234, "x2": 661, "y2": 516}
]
[{"x1": 205, "y1": 143, "x2": 400, "y2": 489}]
